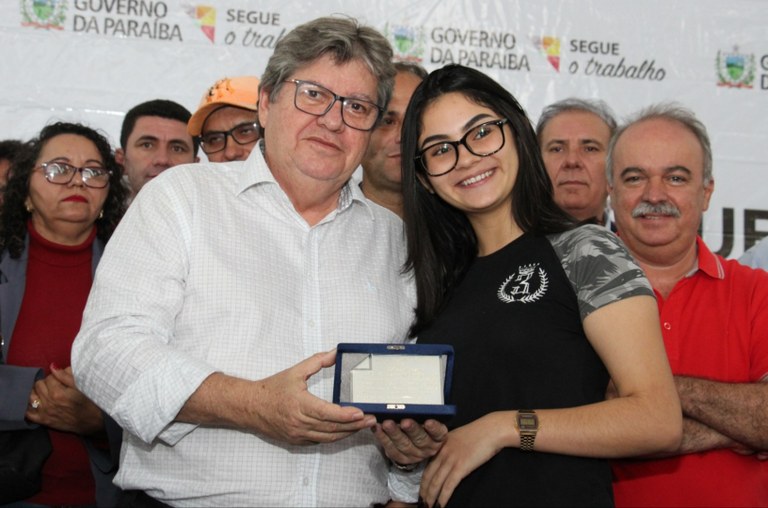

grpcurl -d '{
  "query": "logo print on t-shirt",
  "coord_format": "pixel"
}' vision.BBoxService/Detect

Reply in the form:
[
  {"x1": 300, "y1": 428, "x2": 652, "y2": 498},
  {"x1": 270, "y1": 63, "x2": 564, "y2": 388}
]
[{"x1": 497, "y1": 263, "x2": 548, "y2": 303}]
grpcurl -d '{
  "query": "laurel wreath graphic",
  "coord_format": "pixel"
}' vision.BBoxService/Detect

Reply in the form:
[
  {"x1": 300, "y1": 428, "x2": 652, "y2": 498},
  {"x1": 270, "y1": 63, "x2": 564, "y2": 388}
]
[{"x1": 497, "y1": 268, "x2": 549, "y2": 304}]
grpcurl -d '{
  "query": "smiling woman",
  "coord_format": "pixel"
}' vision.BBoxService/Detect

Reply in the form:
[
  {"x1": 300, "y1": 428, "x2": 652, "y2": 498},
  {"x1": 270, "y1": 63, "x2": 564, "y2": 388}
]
[
  {"x1": 399, "y1": 65, "x2": 682, "y2": 508},
  {"x1": 0, "y1": 122, "x2": 127, "y2": 506}
]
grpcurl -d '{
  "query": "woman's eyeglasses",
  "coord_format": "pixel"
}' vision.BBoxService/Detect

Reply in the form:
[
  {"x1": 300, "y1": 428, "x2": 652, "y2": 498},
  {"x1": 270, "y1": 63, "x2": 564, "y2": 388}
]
[
  {"x1": 37, "y1": 161, "x2": 111, "y2": 188},
  {"x1": 416, "y1": 119, "x2": 509, "y2": 177}
]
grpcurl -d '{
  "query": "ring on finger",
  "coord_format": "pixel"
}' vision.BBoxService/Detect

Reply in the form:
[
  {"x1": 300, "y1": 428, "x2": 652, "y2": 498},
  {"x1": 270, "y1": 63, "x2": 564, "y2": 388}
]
[{"x1": 31, "y1": 399, "x2": 41, "y2": 409}]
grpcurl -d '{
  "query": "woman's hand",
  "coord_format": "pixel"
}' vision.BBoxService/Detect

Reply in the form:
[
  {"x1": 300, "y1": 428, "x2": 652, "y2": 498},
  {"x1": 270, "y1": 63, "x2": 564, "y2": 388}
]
[
  {"x1": 420, "y1": 413, "x2": 507, "y2": 508},
  {"x1": 26, "y1": 365, "x2": 104, "y2": 435}
]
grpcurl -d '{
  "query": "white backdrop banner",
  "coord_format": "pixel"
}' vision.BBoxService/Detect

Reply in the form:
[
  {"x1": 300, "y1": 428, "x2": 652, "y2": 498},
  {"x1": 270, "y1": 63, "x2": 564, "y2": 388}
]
[{"x1": 1, "y1": 0, "x2": 766, "y2": 257}]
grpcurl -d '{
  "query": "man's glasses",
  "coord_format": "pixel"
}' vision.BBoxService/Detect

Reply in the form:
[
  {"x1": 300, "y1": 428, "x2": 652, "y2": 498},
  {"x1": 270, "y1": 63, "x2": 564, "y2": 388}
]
[
  {"x1": 37, "y1": 161, "x2": 111, "y2": 188},
  {"x1": 285, "y1": 79, "x2": 383, "y2": 132},
  {"x1": 416, "y1": 119, "x2": 509, "y2": 177},
  {"x1": 199, "y1": 121, "x2": 260, "y2": 155}
]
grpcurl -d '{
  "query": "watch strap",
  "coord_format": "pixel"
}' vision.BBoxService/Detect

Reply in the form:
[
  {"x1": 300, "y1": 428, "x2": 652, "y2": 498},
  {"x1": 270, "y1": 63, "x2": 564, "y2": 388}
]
[{"x1": 519, "y1": 432, "x2": 536, "y2": 452}]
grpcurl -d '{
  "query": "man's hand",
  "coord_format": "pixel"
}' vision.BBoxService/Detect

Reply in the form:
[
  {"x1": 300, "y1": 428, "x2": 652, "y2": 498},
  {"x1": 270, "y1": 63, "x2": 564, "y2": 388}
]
[
  {"x1": 26, "y1": 365, "x2": 104, "y2": 435},
  {"x1": 675, "y1": 375, "x2": 768, "y2": 451},
  {"x1": 373, "y1": 418, "x2": 448, "y2": 466},
  {"x1": 731, "y1": 443, "x2": 768, "y2": 460},
  {"x1": 252, "y1": 350, "x2": 377, "y2": 444},
  {"x1": 179, "y1": 350, "x2": 376, "y2": 445}
]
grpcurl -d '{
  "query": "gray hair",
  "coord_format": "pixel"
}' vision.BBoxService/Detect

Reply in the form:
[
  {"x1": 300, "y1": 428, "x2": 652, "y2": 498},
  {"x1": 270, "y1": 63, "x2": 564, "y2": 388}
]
[
  {"x1": 394, "y1": 61, "x2": 428, "y2": 80},
  {"x1": 260, "y1": 16, "x2": 395, "y2": 111},
  {"x1": 535, "y1": 97, "x2": 618, "y2": 140},
  {"x1": 606, "y1": 102, "x2": 713, "y2": 186}
]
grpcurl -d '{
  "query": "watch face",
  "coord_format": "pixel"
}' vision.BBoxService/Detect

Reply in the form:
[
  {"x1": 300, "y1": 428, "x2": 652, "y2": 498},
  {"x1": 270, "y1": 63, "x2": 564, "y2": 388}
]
[{"x1": 518, "y1": 412, "x2": 538, "y2": 430}]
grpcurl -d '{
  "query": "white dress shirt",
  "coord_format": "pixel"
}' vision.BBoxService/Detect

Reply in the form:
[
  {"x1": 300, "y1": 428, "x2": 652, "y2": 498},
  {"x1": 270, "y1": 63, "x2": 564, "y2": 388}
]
[{"x1": 72, "y1": 146, "x2": 416, "y2": 507}]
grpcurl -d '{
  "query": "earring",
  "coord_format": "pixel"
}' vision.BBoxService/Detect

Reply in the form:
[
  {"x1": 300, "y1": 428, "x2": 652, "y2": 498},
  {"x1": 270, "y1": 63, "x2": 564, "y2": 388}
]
[
  {"x1": 98, "y1": 210, "x2": 104, "y2": 219},
  {"x1": 25, "y1": 203, "x2": 33, "y2": 213}
]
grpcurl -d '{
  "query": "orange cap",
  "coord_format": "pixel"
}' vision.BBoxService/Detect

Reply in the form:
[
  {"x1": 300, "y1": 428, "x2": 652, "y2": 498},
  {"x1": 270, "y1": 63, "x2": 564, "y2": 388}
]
[{"x1": 188, "y1": 76, "x2": 260, "y2": 136}]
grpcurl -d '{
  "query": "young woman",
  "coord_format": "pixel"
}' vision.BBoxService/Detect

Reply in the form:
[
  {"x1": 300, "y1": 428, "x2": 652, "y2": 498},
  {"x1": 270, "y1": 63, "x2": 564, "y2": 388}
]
[{"x1": 399, "y1": 65, "x2": 682, "y2": 507}]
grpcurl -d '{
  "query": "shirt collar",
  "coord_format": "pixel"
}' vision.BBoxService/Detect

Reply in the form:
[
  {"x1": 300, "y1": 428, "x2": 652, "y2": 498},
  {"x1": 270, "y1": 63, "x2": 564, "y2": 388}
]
[
  {"x1": 694, "y1": 235, "x2": 725, "y2": 280},
  {"x1": 234, "y1": 140, "x2": 275, "y2": 194},
  {"x1": 346, "y1": 173, "x2": 376, "y2": 219},
  {"x1": 236, "y1": 141, "x2": 376, "y2": 221}
]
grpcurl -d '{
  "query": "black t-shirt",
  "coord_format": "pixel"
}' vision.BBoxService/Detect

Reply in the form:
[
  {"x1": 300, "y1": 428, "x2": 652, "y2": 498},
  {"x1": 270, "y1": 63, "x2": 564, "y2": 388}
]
[{"x1": 418, "y1": 225, "x2": 652, "y2": 507}]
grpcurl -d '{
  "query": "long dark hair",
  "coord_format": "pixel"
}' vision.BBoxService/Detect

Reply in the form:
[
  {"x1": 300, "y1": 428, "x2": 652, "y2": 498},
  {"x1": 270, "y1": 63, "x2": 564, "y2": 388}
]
[
  {"x1": 401, "y1": 64, "x2": 576, "y2": 337},
  {"x1": 0, "y1": 122, "x2": 128, "y2": 258}
]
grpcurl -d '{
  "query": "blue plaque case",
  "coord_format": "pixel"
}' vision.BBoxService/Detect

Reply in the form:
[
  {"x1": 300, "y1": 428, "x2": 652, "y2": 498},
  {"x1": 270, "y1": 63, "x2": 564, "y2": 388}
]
[{"x1": 333, "y1": 343, "x2": 456, "y2": 421}]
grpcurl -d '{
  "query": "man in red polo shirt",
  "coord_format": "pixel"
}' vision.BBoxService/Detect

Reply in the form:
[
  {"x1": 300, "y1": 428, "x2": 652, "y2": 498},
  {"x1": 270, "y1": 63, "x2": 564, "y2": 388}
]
[{"x1": 607, "y1": 102, "x2": 768, "y2": 507}]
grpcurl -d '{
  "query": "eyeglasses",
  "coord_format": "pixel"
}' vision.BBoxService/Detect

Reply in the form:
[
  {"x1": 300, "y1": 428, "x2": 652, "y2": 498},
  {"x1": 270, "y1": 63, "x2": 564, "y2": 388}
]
[
  {"x1": 417, "y1": 119, "x2": 509, "y2": 177},
  {"x1": 285, "y1": 79, "x2": 383, "y2": 132},
  {"x1": 199, "y1": 121, "x2": 260, "y2": 155},
  {"x1": 36, "y1": 161, "x2": 111, "y2": 188}
]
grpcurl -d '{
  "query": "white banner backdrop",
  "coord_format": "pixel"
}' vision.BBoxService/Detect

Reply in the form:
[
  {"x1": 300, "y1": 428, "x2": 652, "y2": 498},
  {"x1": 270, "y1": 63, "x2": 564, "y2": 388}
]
[{"x1": 1, "y1": 0, "x2": 766, "y2": 257}]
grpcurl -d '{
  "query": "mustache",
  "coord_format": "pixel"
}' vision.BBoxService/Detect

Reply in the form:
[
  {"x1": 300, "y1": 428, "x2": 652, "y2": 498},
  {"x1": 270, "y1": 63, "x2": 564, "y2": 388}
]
[{"x1": 631, "y1": 201, "x2": 681, "y2": 218}]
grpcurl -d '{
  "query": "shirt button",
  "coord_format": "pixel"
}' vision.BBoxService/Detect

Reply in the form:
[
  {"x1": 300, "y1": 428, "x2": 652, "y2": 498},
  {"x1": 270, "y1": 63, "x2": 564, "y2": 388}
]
[
  {"x1": 663, "y1": 322, "x2": 672, "y2": 330},
  {"x1": 302, "y1": 477, "x2": 310, "y2": 486}
]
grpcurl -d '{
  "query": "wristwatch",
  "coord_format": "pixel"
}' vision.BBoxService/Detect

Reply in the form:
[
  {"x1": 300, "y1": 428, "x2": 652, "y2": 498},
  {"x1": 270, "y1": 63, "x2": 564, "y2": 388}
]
[
  {"x1": 391, "y1": 460, "x2": 419, "y2": 472},
  {"x1": 516, "y1": 409, "x2": 538, "y2": 452}
]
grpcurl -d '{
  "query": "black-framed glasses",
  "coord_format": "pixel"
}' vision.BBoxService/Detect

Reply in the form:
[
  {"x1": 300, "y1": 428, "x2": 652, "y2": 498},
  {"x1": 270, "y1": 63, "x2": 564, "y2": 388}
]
[
  {"x1": 285, "y1": 79, "x2": 383, "y2": 132},
  {"x1": 36, "y1": 161, "x2": 111, "y2": 188},
  {"x1": 416, "y1": 119, "x2": 509, "y2": 177},
  {"x1": 199, "y1": 121, "x2": 260, "y2": 155}
]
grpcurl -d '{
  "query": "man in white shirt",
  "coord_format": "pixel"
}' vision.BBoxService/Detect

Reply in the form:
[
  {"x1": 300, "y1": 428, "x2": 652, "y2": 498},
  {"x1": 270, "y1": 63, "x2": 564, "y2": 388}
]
[{"x1": 73, "y1": 16, "x2": 441, "y2": 507}]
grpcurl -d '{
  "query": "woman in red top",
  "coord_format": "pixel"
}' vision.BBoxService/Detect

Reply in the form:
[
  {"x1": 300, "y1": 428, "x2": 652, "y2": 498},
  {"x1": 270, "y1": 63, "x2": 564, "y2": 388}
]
[{"x1": 0, "y1": 122, "x2": 127, "y2": 506}]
